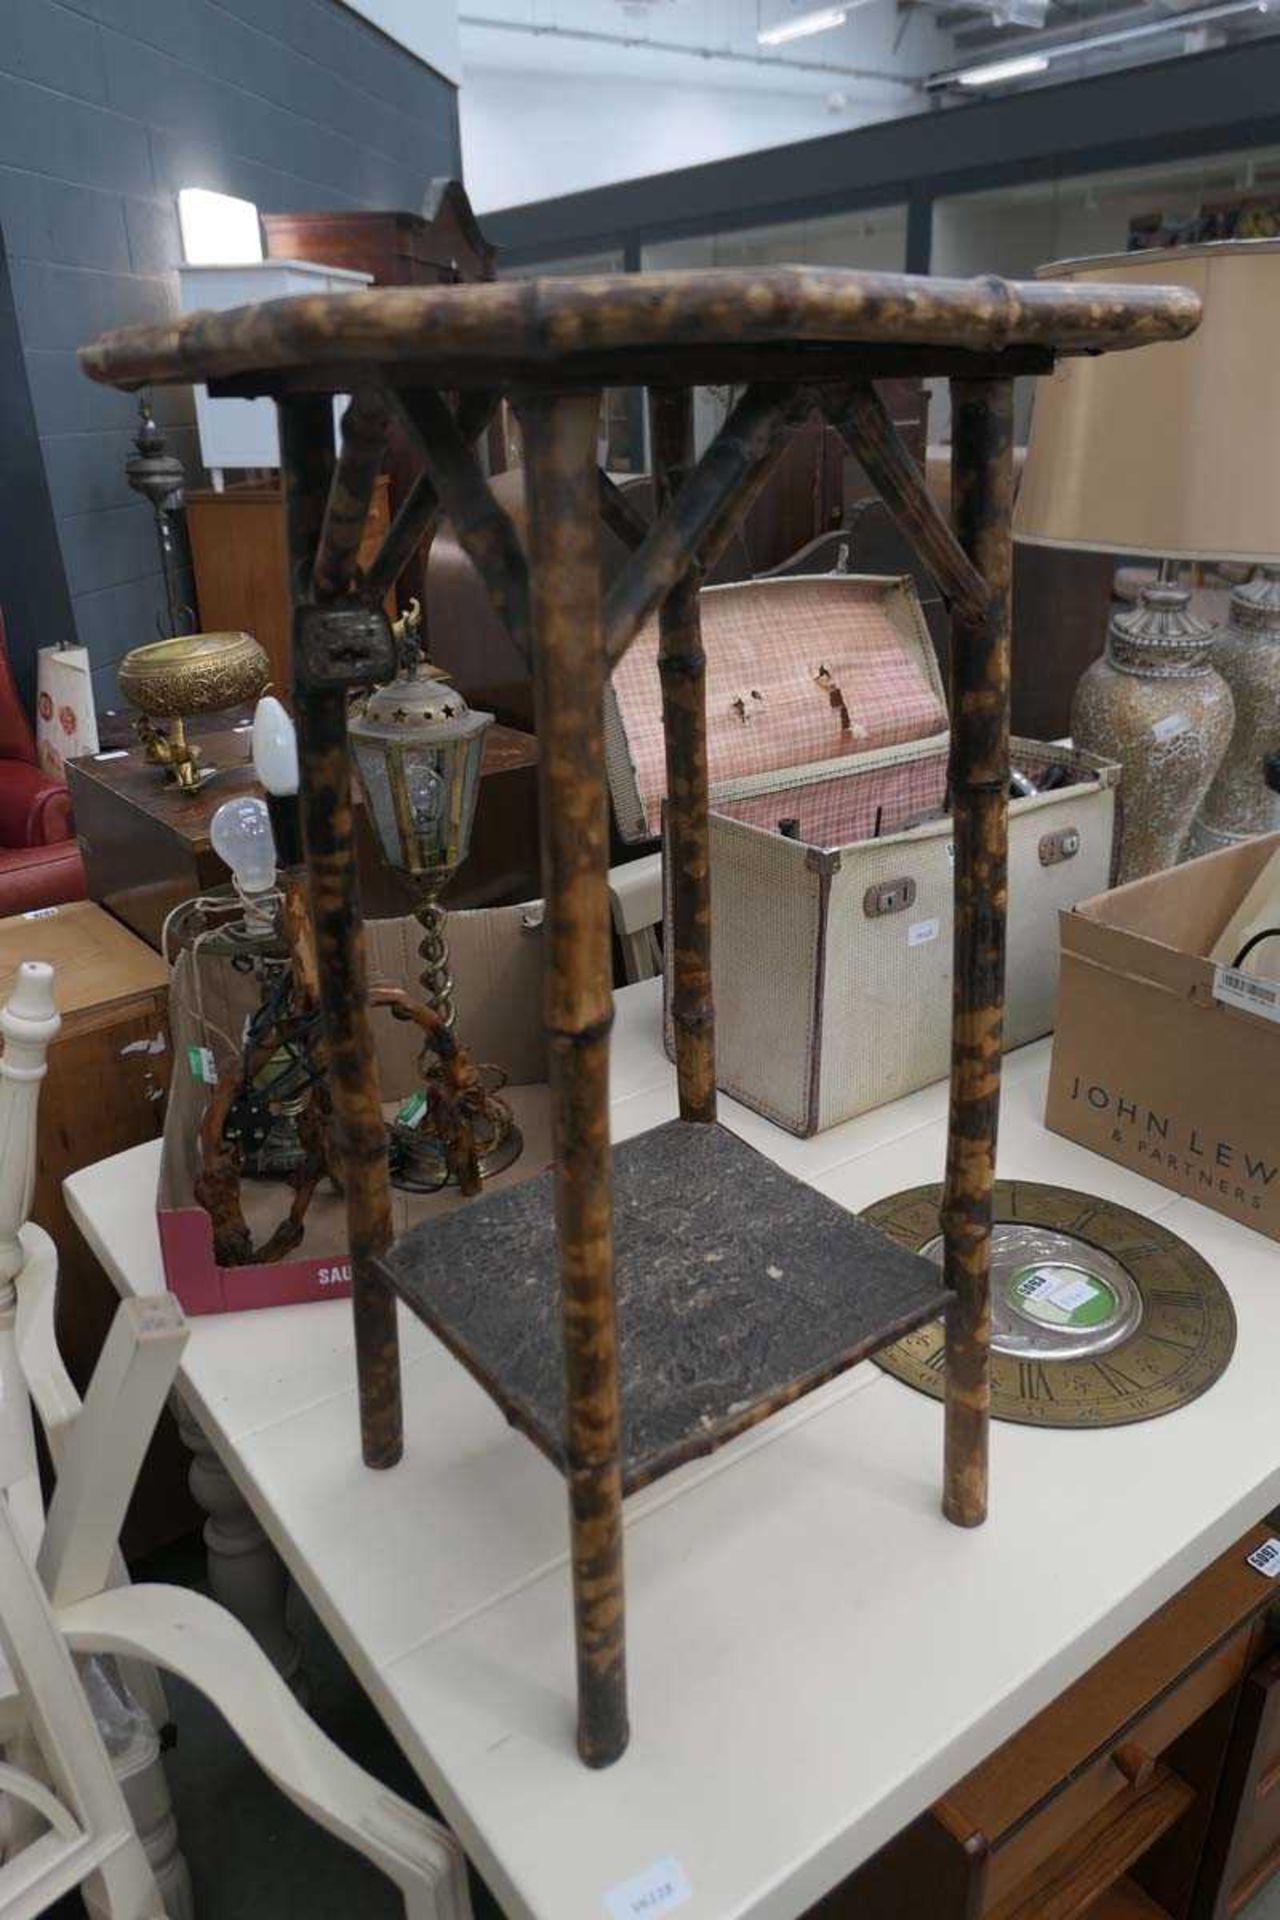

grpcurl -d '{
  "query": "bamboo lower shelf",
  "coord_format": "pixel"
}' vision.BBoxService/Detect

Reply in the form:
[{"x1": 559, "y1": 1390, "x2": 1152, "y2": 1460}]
[{"x1": 385, "y1": 1118, "x2": 950, "y2": 1494}]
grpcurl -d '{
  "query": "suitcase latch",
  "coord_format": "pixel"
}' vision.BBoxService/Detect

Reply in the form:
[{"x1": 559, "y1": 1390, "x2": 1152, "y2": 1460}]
[
  {"x1": 1039, "y1": 827, "x2": 1081, "y2": 867},
  {"x1": 863, "y1": 876, "x2": 917, "y2": 918}
]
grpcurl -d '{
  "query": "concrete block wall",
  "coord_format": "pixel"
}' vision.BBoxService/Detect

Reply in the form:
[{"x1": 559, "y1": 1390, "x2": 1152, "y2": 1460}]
[{"x1": 0, "y1": 0, "x2": 459, "y2": 711}]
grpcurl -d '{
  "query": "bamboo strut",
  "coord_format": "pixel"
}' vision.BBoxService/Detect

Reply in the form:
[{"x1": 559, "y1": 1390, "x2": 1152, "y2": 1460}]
[
  {"x1": 281, "y1": 394, "x2": 403, "y2": 1472},
  {"x1": 361, "y1": 389, "x2": 499, "y2": 605},
  {"x1": 941, "y1": 377, "x2": 1014, "y2": 1530},
  {"x1": 650, "y1": 387, "x2": 716, "y2": 1125},
  {"x1": 392, "y1": 387, "x2": 532, "y2": 666},
  {"x1": 823, "y1": 383, "x2": 988, "y2": 626},
  {"x1": 517, "y1": 388, "x2": 628, "y2": 1769},
  {"x1": 596, "y1": 468, "x2": 650, "y2": 552},
  {"x1": 312, "y1": 388, "x2": 389, "y2": 603},
  {"x1": 603, "y1": 383, "x2": 809, "y2": 668}
]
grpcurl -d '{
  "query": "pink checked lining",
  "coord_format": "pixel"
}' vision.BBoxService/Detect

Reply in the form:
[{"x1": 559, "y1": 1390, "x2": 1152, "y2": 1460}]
[{"x1": 610, "y1": 576, "x2": 948, "y2": 842}]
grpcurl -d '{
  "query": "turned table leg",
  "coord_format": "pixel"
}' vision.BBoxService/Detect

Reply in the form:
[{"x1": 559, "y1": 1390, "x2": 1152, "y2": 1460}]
[
  {"x1": 942, "y1": 376, "x2": 1014, "y2": 1531},
  {"x1": 172, "y1": 1398, "x2": 305, "y2": 1698},
  {"x1": 518, "y1": 387, "x2": 628, "y2": 1770}
]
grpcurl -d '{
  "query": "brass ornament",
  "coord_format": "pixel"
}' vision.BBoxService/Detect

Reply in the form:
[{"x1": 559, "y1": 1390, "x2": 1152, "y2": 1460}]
[
  {"x1": 118, "y1": 630, "x2": 270, "y2": 791},
  {"x1": 868, "y1": 1181, "x2": 1235, "y2": 1427}
]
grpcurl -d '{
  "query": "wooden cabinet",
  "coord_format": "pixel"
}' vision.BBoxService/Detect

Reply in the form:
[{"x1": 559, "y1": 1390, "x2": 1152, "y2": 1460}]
[
  {"x1": 1194, "y1": 1648, "x2": 1280, "y2": 1915},
  {"x1": 816, "y1": 1525, "x2": 1280, "y2": 1920},
  {"x1": 0, "y1": 901, "x2": 194, "y2": 1554},
  {"x1": 260, "y1": 188, "x2": 495, "y2": 288},
  {"x1": 260, "y1": 187, "x2": 496, "y2": 626},
  {"x1": 68, "y1": 720, "x2": 540, "y2": 952}
]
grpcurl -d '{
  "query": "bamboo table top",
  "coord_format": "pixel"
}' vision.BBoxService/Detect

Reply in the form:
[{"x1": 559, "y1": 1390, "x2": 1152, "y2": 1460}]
[
  {"x1": 78, "y1": 266, "x2": 1200, "y2": 393},
  {"x1": 65, "y1": 982, "x2": 1280, "y2": 1920}
]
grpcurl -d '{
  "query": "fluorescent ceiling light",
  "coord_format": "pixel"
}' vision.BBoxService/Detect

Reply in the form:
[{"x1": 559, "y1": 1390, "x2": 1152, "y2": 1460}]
[
  {"x1": 758, "y1": 7, "x2": 848, "y2": 46},
  {"x1": 931, "y1": 0, "x2": 1267, "y2": 87},
  {"x1": 177, "y1": 189, "x2": 263, "y2": 266},
  {"x1": 955, "y1": 52, "x2": 1049, "y2": 82}
]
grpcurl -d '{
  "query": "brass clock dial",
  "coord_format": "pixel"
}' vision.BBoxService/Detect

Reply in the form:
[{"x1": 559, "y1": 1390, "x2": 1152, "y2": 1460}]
[{"x1": 867, "y1": 1181, "x2": 1236, "y2": 1428}]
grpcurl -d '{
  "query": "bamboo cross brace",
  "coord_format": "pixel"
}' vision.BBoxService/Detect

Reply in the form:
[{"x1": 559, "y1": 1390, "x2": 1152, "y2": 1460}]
[
  {"x1": 823, "y1": 383, "x2": 989, "y2": 627},
  {"x1": 391, "y1": 386, "x2": 533, "y2": 668},
  {"x1": 603, "y1": 382, "x2": 811, "y2": 668},
  {"x1": 597, "y1": 469, "x2": 650, "y2": 552},
  {"x1": 940, "y1": 376, "x2": 1014, "y2": 1531},
  {"x1": 361, "y1": 389, "x2": 499, "y2": 605},
  {"x1": 516, "y1": 385, "x2": 628, "y2": 1771},
  {"x1": 313, "y1": 388, "x2": 390, "y2": 603},
  {"x1": 281, "y1": 393, "x2": 404, "y2": 1473},
  {"x1": 649, "y1": 386, "x2": 716, "y2": 1126}
]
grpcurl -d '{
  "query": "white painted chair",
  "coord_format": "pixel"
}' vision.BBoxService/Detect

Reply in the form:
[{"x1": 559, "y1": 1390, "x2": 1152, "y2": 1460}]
[
  {"x1": 0, "y1": 961, "x2": 473, "y2": 1920},
  {"x1": 609, "y1": 850, "x2": 663, "y2": 984}
]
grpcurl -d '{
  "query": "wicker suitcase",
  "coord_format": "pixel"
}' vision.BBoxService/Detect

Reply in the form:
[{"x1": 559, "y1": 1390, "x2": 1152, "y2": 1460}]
[{"x1": 605, "y1": 573, "x2": 1118, "y2": 1136}]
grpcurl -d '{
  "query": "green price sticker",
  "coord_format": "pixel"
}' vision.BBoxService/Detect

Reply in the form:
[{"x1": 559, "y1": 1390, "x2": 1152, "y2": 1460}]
[
  {"x1": 187, "y1": 1044, "x2": 217, "y2": 1086},
  {"x1": 1011, "y1": 1263, "x2": 1116, "y2": 1330}
]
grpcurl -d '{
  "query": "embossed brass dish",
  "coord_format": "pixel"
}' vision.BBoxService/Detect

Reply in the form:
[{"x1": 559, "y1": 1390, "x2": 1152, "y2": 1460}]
[
  {"x1": 868, "y1": 1181, "x2": 1235, "y2": 1427},
  {"x1": 118, "y1": 631, "x2": 270, "y2": 790}
]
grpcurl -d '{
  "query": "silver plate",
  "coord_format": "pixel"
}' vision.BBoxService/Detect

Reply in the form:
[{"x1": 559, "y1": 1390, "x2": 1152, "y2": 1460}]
[{"x1": 920, "y1": 1224, "x2": 1143, "y2": 1360}]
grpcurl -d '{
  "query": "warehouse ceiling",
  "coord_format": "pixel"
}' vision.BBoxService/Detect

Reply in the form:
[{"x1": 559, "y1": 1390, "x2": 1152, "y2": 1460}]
[{"x1": 458, "y1": 0, "x2": 1280, "y2": 97}]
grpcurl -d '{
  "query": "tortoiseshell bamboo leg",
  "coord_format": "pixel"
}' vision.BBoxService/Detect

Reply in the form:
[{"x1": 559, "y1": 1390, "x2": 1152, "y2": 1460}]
[
  {"x1": 941, "y1": 377, "x2": 1014, "y2": 1530},
  {"x1": 280, "y1": 394, "x2": 403, "y2": 1472},
  {"x1": 649, "y1": 387, "x2": 716, "y2": 1125},
  {"x1": 517, "y1": 387, "x2": 627, "y2": 1768}
]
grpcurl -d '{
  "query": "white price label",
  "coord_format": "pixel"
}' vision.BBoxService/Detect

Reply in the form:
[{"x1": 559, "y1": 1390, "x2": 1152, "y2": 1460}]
[
  {"x1": 93, "y1": 749, "x2": 129, "y2": 761},
  {"x1": 1152, "y1": 712, "x2": 1189, "y2": 743},
  {"x1": 1248, "y1": 1537, "x2": 1280, "y2": 1578},
  {"x1": 908, "y1": 917, "x2": 940, "y2": 948},
  {"x1": 1213, "y1": 966, "x2": 1280, "y2": 1026},
  {"x1": 1039, "y1": 1273, "x2": 1096, "y2": 1313},
  {"x1": 21, "y1": 906, "x2": 59, "y2": 921},
  {"x1": 604, "y1": 1858, "x2": 691, "y2": 1920}
]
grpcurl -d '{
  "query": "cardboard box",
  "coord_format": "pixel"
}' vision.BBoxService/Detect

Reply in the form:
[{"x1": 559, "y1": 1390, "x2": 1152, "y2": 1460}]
[
  {"x1": 1045, "y1": 834, "x2": 1280, "y2": 1240},
  {"x1": 159, "y1": 902, "x2": 550, "y2": 1313}
]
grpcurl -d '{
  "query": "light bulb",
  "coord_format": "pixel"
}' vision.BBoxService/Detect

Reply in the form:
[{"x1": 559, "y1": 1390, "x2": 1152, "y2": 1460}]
[
  {"x1": 407, "y1": 762, "x2": 444, "y2": 834},
  {"x1": 252, "y1": 695, "x2": 299, "y2": 796},
  {"x1": 210, "y1": 796, "x2": 277, "y2": 895}
]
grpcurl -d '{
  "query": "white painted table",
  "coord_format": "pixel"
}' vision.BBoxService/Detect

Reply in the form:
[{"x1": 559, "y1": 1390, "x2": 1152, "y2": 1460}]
[{"x1": 65, "y1": 981, "x2": 1280, "y2": 1920}]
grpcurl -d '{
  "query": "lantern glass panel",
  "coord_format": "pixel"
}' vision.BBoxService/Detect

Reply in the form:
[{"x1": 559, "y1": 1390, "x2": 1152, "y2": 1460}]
[{"x1": 351, "y1": 735, "x2": 402, "y2": 866}]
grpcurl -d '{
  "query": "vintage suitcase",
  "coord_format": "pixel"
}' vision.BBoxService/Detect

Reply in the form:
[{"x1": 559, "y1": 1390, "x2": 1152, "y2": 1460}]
[{"x1": 605, "y1": 573, "x2": 1119, "y2": 1136}]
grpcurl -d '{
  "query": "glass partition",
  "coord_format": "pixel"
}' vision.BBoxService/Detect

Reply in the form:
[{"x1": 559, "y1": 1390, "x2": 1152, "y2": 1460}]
[
  {"x1": 643, "y1": 205, "x2": 909, "y2": 452},
  {"x1": 930, "y1": 143, "x2": 1280, "y2": 441}
]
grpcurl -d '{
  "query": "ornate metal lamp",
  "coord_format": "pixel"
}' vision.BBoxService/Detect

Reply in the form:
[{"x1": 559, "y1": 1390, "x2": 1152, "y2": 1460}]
[
  {"x1": 124, "y1": 396, "x2": 189, "y2": 640},
  {"x1": 350, "y1": 659, "x2": 522, "y2": 1190}
]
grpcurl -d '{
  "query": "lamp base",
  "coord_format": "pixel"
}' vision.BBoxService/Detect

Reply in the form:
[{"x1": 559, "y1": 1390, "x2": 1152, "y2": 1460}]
[
  {"x1": 1186, "y1": 566, "x2": 1280, "y2": 855},
  {"x1": 389, "y1": 1116, "x2": 524, "y2": 1194}
]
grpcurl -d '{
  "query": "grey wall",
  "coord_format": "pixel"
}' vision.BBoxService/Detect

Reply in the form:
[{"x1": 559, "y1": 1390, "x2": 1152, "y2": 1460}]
[{"x1": 0, "y1": 0, "x2": 459, "y2": 712}]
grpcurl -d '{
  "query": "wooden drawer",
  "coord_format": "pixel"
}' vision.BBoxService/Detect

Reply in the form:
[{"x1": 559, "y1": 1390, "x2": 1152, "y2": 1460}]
[
  {"x1": 978, "y1": 1623, "x2": 1254, "y2": 1909},
  {"x1": 988, "y1": 1764, "x2": 1194, "y2": 1920},
  {"x1": 815, "y1": 1528, "x2": 1279, "y2": 1920},
  {"x1": 1195, "y1": 1649, "x2": 1280, "y2": 1917}
]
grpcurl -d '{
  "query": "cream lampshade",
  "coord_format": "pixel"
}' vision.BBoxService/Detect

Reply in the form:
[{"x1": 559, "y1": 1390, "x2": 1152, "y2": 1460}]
[
  {"x1": 1015, "y1": 239, "x2": 1280, "y2": 562},
  {"x1": 1015, "y1": 239, "x2": 1280, "y2": 872}
]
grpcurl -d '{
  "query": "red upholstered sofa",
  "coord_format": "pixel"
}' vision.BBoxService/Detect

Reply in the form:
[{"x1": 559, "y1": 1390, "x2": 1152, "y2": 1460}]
[{"x1": 0, "y1": 615, "x2": 87, "y2": 917}]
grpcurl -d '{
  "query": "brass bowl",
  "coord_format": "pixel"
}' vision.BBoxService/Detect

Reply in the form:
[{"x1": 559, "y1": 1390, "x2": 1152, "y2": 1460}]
[{"x1": 118, "y1": 631, "x2": 269, "y2": 719}]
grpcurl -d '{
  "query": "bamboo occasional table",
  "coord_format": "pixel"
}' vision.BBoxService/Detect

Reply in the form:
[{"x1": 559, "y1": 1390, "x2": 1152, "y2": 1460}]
[{"x1": 82, "y1": 267, "x2": 1198, "y2": 1770}]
